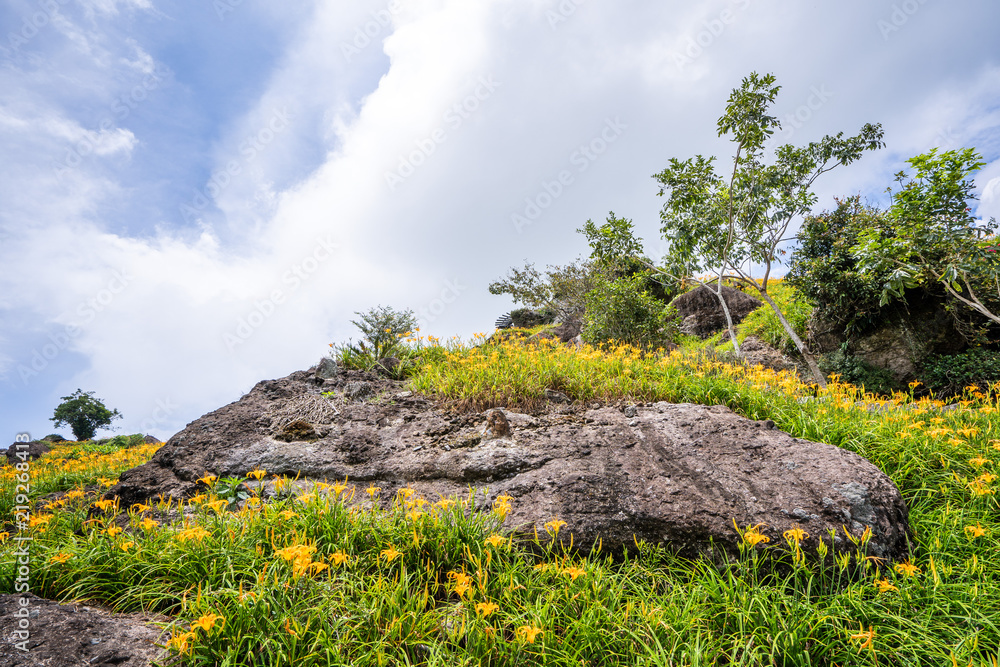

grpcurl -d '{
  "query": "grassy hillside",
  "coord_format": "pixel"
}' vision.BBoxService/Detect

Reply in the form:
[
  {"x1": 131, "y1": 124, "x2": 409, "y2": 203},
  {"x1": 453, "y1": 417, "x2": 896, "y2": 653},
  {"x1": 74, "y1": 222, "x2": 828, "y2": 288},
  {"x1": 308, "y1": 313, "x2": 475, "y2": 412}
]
[{"x1": 2, "y1": 338, "x2": 998, "y2": 666}]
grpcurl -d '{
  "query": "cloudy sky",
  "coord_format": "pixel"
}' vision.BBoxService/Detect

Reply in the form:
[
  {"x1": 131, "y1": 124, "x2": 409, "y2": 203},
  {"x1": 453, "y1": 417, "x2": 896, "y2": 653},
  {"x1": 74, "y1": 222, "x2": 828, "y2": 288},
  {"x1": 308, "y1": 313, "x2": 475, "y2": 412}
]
[{"x1": 2, "y1": 0, "x2": 999, "y2": 442}]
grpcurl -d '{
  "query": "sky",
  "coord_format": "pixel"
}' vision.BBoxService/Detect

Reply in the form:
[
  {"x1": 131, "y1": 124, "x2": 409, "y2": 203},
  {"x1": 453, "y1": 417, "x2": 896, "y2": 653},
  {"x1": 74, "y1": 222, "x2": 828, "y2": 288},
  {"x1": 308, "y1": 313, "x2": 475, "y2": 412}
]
[{"x1": 2, "y1": 0, "x2": 999, "y2": 443}]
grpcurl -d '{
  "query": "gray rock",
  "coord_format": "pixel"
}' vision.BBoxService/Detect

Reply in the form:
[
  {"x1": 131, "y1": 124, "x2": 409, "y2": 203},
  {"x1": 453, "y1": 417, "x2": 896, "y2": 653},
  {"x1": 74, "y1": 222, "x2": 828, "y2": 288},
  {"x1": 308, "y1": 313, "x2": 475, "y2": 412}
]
[
  {"x1": 344, "y1": 381, "x2": 375, "y2": 401},
  {"x1": 671, "y1": 286, "x2": 762, "y2": 339},
  {"x1": 0, "y1": 594, "x2": 169, "y2": 666},
  {"x1": 316, "y1": 357, "x2": 339, "y2": 381},
  {"x1": 544, "y1": 388, "x2": 571, "y2": 404},
  {"x1": 483, "y1": 409, "x2": 511, "y2": 439},
  {"x1": 107, "y1": 367, "x2": 911, "y2": 563},
  {"x1": 740, "y1": 336, "x2": 798, "y2": 374},
  {"x1": 5, "y1": 440, "x2": 50, "y2": 464}
]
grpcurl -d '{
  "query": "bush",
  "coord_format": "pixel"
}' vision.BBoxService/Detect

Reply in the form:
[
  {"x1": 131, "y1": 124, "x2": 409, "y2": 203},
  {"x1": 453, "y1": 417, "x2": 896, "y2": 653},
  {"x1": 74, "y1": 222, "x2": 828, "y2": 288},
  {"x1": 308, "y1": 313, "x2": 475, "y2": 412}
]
[
  {"x1": 920, "y1": 347, "x2": 1000, "y2": 397},
  {"x1": 819, "y1": 349, "x2": 899, "y2": 396},
  {"x1": 785, "y1": 197, "x2": 895, "y2": 339},
  {"x1": 333, "y1": 306, "x2": 418, "y2": 377},
  {"x1": 581, "y1": 273, "x2": 680, "y2": 349},
  {"x1": 510, "y1": 308, "x2": 554, "y2": 328},
  {"x1": 737, "y1": 281, "x2": 814, "y2": 354}
]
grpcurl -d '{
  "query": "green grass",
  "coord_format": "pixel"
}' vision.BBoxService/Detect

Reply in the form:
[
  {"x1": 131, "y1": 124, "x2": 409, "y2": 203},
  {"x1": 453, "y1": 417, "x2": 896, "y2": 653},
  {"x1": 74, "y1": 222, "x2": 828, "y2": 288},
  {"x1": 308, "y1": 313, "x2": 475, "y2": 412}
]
[{"x1": 3, "y1": 337, "x2": 999, "y2": 666}]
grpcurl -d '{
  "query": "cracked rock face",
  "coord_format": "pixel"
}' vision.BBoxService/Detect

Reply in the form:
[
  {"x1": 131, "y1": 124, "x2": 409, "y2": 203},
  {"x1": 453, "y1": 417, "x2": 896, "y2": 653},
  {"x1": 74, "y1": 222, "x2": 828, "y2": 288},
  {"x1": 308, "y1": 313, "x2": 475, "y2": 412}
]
[{"x1": 108, "y1": 367, "x2": 911, "y2": 562}]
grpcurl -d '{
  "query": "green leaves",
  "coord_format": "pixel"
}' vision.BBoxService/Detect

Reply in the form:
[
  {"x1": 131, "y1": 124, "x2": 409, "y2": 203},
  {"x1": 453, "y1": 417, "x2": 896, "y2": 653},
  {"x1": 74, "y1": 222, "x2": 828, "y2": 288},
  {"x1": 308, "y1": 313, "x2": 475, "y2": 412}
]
[
  {"x1": 851, "y1": 147, "x2": 1000, "y2": 321},
  {"x1": 50, "y1": 389, "x2": 122, "y2": 441},
  {"x1": 716, "y1": 72, "x2": 781, "y2": 151},
  {"x1": 349, "y1": 305, "x2": 418, "y2": 361}
]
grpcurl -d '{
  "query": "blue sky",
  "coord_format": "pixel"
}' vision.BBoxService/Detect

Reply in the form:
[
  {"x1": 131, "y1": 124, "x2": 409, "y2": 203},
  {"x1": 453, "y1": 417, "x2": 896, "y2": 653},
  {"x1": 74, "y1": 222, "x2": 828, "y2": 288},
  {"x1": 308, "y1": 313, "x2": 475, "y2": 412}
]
[{"x1": 2, "y1": 0, "x2": 999, "y2": 443}]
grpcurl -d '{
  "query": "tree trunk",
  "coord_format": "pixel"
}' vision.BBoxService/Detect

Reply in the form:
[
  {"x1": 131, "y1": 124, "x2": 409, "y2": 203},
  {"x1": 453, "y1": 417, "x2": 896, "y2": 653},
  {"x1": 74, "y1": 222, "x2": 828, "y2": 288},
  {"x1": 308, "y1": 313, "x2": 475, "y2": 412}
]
[
  {"x1": 712, "y1": 276, "x2": 741, "y2": 358},
  {"x1": 755, "y1": 289, "x2": 827, "y2": 388}
]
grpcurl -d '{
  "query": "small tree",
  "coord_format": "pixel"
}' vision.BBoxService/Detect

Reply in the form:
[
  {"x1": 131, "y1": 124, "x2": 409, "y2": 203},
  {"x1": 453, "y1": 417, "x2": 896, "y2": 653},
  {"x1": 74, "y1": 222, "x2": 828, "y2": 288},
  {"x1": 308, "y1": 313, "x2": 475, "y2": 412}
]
[
  {"x1": 852, "y1": 148, "x2": 1000, "y2": 324},
  {"x1": 51, "y1": 389, "x2": 122, "y2": 441},
  {"x1": 351, "y1": 305, "x2": 418, "y2": 358},
  {"x1": 578, "y1": 212, "x2": 681, "y2": 304},
  {"x1": 653, "y1": 72, "x2": 884, "y2": 387},
  {"x1": 488, "y1": 260, "x2": 594, "y2": 323}
]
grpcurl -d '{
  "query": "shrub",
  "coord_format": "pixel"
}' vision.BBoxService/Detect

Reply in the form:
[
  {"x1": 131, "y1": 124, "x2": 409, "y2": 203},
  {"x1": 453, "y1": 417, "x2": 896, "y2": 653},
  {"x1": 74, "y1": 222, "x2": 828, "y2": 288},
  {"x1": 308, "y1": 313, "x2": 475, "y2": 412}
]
[
  {"x1": 737, "y1": 281, "x2": 814, "y2": 354},
  {"x1": 510, "y1": 308, "x2": 554, "y2": 328},
  {"x1": 333, "y1": 305, "x2": 418, "y2": 376},
  {"x1": 785, "y1": 197, "x2": 895, "y2": 339},
  {"x1": 489, "y1": 260, "x2": 594, "y2": 323},
  {"x1": 920, "y1": 347, "x2": 1000, "y2": 397},
  {"x1": 581, "y1": 273, "x2": 680, "y2": 349}
]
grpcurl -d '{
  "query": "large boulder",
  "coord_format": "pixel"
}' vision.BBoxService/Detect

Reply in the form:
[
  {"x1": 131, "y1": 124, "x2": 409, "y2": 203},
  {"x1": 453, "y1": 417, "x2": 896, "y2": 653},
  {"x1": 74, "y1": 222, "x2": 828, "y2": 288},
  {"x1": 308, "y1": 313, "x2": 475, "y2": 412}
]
[
  {"x1": 671, "y1": 286, "x2": 763, "y2": 338},
  {"x1": 5, "y1": 440, "x2": 50, "y2": 464},
  {"x1": 808, "y1": 295, "x2": 968, "y2": 385},
  {"x1": 108, "y1": 367, "x2": 911, "y2": 562}
]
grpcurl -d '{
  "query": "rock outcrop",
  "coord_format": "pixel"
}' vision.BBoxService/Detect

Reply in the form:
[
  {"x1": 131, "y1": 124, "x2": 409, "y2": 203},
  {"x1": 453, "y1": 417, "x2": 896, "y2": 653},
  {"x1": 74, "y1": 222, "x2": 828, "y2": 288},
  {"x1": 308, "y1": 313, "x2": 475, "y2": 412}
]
[
  {"x1": 108, "y1": 366, "x2": 911, "y2": 562},
  {"x1": 671, "y1": 286, "x2": 763, "y2": 338},
  {"x1": 5, "y1": 440, "x2": 50, "y2": 464},
  {"x1": 740, "y1": 335, "x2": 799, "y2": 374},
  {"x1": 0, "y1": 594, "x2": 169, "y2": 666},
  {"x1": 808, "y1": 296, "x2": 968, "y2": 384}
]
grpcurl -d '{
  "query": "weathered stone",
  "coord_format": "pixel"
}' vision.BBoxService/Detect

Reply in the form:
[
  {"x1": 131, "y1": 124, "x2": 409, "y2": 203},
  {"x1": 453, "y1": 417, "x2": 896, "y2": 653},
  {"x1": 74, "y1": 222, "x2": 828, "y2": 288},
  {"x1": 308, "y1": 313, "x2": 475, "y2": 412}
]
[
  {"x1": 808, "y1": 297, "x2": 968, "y2": 385},
  {"x1": 671, "y1": 286, "x2": 762, "y2": 338},
  {"x1": 740, "y1": 335, "x2": 798, "y2": 374},
  {"x1": 275, "y1": 419, "x2": 320, "y2": 442},
  {"x1": 41, "y1": 434, "x2": 67, "y2": 443},
  {"x1": 107, "y1": 367, "x2": 911, "y2": 563},
  {"x1": 529, "y1": 318, "x2": 583, "y2": 344},
  {"x1": 0, "y1": 594, "x2": 169, "y2": 666},
  {"x1": 510, "y1": 308, "x2": 553, "y2": 328},
  {"x1": 5, "y1": 440, "x2": 50, "y2": 464},
  {"x1": 543, "y1": 388, "x2": 571, "y2": 404},
  {"x1": 375, "y1": 356, "x2": 401, "y2": 377},
  {"x1": 483, "y1": 409, "x2": 511, "y2": 439},
  {"x1": 142, "y1": 435, "x2": 160, "y2": 444},
  {"x1": 315, "y1": 357, "x2": 339, "y2": 381},
  {"x1": 344, "y1": 381, "x2": 375, "y2": 401}
]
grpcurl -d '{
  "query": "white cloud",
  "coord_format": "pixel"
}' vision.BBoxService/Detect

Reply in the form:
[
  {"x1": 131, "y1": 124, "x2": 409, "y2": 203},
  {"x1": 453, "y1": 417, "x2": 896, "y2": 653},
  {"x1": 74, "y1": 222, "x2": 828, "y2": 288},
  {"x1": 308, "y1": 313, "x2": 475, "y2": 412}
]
[{"x1": 3, "y1": 0, "x2": 1000, "y2": 440}]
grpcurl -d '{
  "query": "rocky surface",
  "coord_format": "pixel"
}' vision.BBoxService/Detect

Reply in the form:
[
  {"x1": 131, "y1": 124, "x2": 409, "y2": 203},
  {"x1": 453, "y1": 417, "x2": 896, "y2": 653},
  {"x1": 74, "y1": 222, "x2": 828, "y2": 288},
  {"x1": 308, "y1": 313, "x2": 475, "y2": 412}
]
[
  {"x1": 672, "y1": 286, "x2": 763, "y2": 338},
  {"x1": 5, "y1": 441, "x2": 50, "y2": 465},
  {"x1": 808, "y1": 296, "x2": 968, "y2": 384},
  {"x1": 108, "y1": 366, "x2": 911, "y2": 562},
  {"x1": 0, "y1": 594, "x2": 170, "y2": 666},
  {"x1": 740, "y1": 336, "x2": 800, "y2": 375}
]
